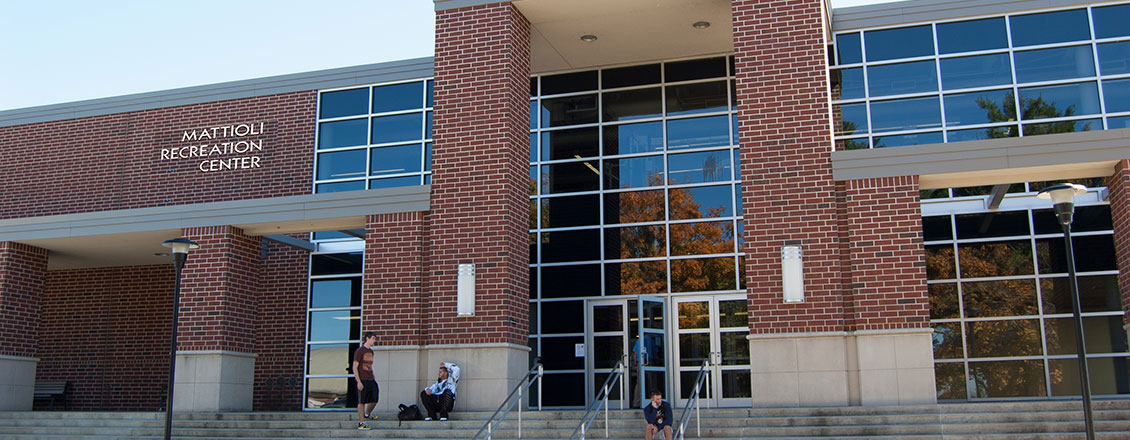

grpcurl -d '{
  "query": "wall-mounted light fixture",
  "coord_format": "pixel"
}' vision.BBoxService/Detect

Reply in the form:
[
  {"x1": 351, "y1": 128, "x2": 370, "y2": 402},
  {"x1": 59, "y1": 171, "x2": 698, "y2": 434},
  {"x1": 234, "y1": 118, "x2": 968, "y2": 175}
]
[
  {"x1": 781, "y1": 245, "x2": 804, "y2": 303},
  {"x1": 457, "y1": 263, "x2": 476, "y2": 316}
]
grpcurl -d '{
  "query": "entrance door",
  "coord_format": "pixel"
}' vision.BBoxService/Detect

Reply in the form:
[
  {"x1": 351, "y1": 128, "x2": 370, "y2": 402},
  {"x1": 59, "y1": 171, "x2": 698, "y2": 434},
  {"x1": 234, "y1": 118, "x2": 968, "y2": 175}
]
[
  {"x1": 586, "y1": 297, "x2": 669, "y2": 408},
  {"x1": 635, "y1": 295, "x2": 668, "y2": 406},
  {"x1": 586, "y1": 299, "x2": 629, "y2": 408},
  {"x1": 672, "y1": 295, "x2": 752, "y2": 407}
]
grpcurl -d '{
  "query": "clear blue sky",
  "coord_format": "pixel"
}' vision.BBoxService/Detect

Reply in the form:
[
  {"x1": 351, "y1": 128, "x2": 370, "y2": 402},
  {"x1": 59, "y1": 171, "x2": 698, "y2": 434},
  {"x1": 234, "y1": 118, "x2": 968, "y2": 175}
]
[{"x1": 0, "y1": 0, "x2": 888, "y2": 111}]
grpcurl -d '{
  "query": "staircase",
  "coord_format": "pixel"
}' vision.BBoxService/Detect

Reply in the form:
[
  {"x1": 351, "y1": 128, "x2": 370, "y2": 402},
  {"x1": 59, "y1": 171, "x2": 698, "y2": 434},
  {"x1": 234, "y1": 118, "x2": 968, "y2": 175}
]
[{"x1": 1, "y1": 400, "x2": 1129, "y2": 439}]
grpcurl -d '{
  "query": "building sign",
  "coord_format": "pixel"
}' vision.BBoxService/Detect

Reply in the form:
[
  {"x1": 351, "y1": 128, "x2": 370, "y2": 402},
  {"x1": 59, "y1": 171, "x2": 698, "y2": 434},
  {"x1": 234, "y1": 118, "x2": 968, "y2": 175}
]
[{"x1": 161, "y1": 122, "x2": 266, "y2": 172}]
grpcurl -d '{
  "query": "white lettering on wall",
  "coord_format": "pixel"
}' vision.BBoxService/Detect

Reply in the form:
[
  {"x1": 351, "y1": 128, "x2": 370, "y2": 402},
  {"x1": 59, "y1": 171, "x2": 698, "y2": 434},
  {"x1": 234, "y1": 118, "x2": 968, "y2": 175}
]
[{"x1": 166, "y1": 122, "x2": 266, "y2": 172}]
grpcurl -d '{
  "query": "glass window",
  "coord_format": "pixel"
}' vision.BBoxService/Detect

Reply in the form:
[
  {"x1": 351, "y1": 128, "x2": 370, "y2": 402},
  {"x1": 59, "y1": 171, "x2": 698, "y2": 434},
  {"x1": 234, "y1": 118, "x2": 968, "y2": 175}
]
[
  {"x1": 671, "y1": 257, "x2": 736, "y2": 292},
  {"x1": 944, "y1": 89, "x2": 1016, "y2": 127},
  {"x1": 939, "y1": 54, "x2": 1012, "y2": 90},
  {"x1": 318, "y1": 119, "x2": 367, "y2": 150},
  {"x1": 836, "y1": 32, "x2": 862, "y2": 64},
  {"x1": 308, "y1": 310, "x2": 360, "y2": 342},
  {"x1": 932, "y1": 322, "x2": 963, "y2": 358},
  {"x1": 316, "y1": 180, "x2": 365, "y2": 194},
  {"x1": 1042, "y1": 275, "x2": 1121, "y2": 315},
  {"x1": 926, "y1": 244, "x2": 956, "y2": 280},
  {"x1": 307, "y1": 344, "x2": 353, "y2": 375},
  {"x1": 834, "y1": 103, "x2": 869, "y2": 135},
  {"x1": 369, "y1": 176, "x2": 420, "y2": 189},
  {"x1": 954, "y1": 210, "x2": 1030, "y2": 239},
  {"x1": 1033, "y1": 205, "x2": 1113, "y2": 234},
  {"x1": 604, "y1": 190, "x2": 665, "y2": 224},
  {"x1": 603, "y1": 122, "x2": 663, "y2": 156},
  {"x1": 541, "y1": 71, "x2": 598, "y2": 95},
  {"x1": 967, "y1": 320, "x2": 1042, "y2": 357},
  {"x1": 935, "y1": 362, "x2": 967, "y2": 399},
  {"x1": 311, "y1": 252, "x2": 363, "y2": 275},
  {"x1": 427, "y1": 80, "x2": 434, "y2": 107},
  {"x1": 541, "y1": 265, "x2": 600, "y2": 298},
  {"x1": 1022, "y1": 118, "x2": 1100, "y2": 136},
  {"x1": 306, "y1": 377, "x2": 350, "y2": 409},
  {"x1": 542, "y1": 127, "x2": 599, "y2": 160},
  {"x1": 310, "y1": 278, "x2": 361, "y2": 309},
  {"x1": 930, "y1": 284, "x2": 959, "y2": 319},
  {"x1": 666, "y1": 81, "x2": 729, "y2": 115},
  {"x1": 1104, "y1": 78, "x2": 1130, "y2": 113},
  {"x1": 369, "y1": 144, "x2": 422, "y2": 176},
  {"x1": 541, "y1": 230, "x2": 600, "y2": 263},
  {"x1": 968, "y1": 360, "x2": 1046, "y2": 398},
  {"x1": 1014, "y1": 46, "x2": 1095, "y2": 83},
  {"x1": 1037, "y1": 235, "x2": 1116, "y2": 273},
  {"x1": 540, "y1": 195, "x2": 600, "y2": 228},
  {"x1": 864, "y1": 25, "x2": 933, "y2": 62},
  {"x1": 541, "y1": 162, "x2": 600, "y2": 194},
  {"x1": 669, "y1": 185, "x2": 733, "y2": 219},
  {"x1": 958, "y1": 240, "x2": 1033, "y2": 278},
  {"x1": 603, "y1": 88, "x2": 661, "y2": 122},
  {"x1": 605, "y1": 261, "x2": 667, "y2": 295},
  {"x1": 1018, "y1": 82, "x2": 1101, "y2": 120},
  {"x1": 1110, "y1": 116, "x2": 1130, "y2": 129},
  {"x1": 371, "y1": 113, "x2": 422, "y2": 144},
  {"x1": 867, "y1": 61, "x2": 938, "y2": 96},
  {"x1": 372, "y1": 82, "x2": 423, "y2": 113},
  {"x1": 1098, "y1": 41, "x2": 1130, "y2": 75},
  {"x1": 664, "y1": 57, "x2": 727, "y2": 82},
  {"x1": 936, "y1": 17, "x2": 1007, "y2": 54},
  {"x1": 1092, "y1": 3, "x2": 1130, "y2": 39},
  {"x1": 1044, "y1": 316, "x2": 1129, "y2": 355},
  {"x1": 320, "y1": 88, "x2": 368, "y2": 119},
  {"x1": 870, "y1": 97, "x2": 941, "y2": 133},
  {"x1": 317, "y1": 149, "x2": 367, "y2": 181},
  {"x1": 603, "y1": 155, "x2": 664, "y2": 189},
  {"x1": 1010, "y1": 9, "x2": 1090, "y2": 47},
  {"x1": 874, "y1": 132, "x2": 943, "y2": 148},
  {"x1": 948, "y1": 126, "x2": 1018, "y2": 142},
  {"x1": 604, "y1": 225, "x2": 666, "y2": 259},
  {"x1": 963, "y1": 279, "x2": 1038, "y2": 317},
  {"x1": 835, "y1": 68, "x2": 865, "y2": 100},
  {"x1": 540, "y1": 301, "x2": 584, "y2": 334},
  {"x1": 667, "y1": 115, "x2": 730, "y2": 149},
  {"x1": 670, "y1": 221, "x2": 734, "y2": 256},
  {"x1": 541, "y1": 338, "x2": 586, "y2": 370},
  {"x1": 923, "y1": 215, "x2": 952, "y2": 241},
  {"x1": 541, "y1": 94, "x2": 598, "y2": 127},
  {"x1": 667, "y1": 150, "x2": 732, "y2": 184},
  {"x1": 1049, "y1": 357, "x2": 1130, "y2": 396},
  {"x1": 603, "y1": 64, "x2": 661, "y2": 89}
]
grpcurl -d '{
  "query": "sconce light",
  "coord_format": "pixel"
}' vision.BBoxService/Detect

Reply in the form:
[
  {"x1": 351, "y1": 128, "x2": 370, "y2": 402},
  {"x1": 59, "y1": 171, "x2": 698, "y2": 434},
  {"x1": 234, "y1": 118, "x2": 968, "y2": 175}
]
[
  {"x1": 781, "y1": 245, "x2": 804, "y2": 303},
  {"x1": 457, "y1": 263, "x2": 476, "y2": 316}
]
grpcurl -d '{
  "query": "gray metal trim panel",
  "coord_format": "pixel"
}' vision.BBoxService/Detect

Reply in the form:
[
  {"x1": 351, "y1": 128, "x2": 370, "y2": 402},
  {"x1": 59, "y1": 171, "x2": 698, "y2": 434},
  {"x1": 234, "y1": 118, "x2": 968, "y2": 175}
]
[
  {"x1": 0, "y1": 57, "x2": 435, "y2": 127},
  {"x1": 832, "y1": 0, "x2": 1097, "y2": 31},
  {"x1": 0, "y1": 185, "x2": 430, "y2": 241},
  {"x1": 830, "y1": 127, "x2": 1130, "y2": 180},
  {"x1": 434, "y1": 0, "x2": 508, "y2": 11}
]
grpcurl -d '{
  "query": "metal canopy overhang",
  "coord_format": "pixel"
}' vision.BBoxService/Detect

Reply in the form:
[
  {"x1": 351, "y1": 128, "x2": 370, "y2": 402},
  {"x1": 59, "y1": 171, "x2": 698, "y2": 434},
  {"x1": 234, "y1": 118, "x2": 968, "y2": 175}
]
[{"x1": 0, "y1": 185, "x2": 429, "y2": 270}]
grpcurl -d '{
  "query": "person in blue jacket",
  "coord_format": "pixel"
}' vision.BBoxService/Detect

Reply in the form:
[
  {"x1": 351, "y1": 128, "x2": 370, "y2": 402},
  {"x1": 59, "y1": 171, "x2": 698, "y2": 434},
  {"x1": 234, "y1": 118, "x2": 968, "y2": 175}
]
[{"x1": 642, "y1": 390, "x2": 673, "y2": 440}]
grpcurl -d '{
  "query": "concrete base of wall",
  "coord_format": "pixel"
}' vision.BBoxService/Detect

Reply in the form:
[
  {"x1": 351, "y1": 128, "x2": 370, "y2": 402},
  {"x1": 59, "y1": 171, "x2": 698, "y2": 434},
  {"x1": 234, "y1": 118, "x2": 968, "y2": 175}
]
[
  {"x1": 0, "y1": 355, "x2": 37, "y2": 410},
  {"x1": 173, "y1": 350, "x2": 256, "y2": 412},
  {"x1": 748, "y1": 328, "x2": 936, "y2": 407},
  {"x1": 370, "y1": 343, "x2": 531, "y2": 413}
]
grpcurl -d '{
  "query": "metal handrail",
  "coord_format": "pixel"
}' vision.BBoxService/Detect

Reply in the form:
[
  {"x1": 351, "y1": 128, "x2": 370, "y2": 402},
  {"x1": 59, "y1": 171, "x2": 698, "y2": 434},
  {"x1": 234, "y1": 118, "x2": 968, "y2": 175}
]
[
  {"x1": 472, "y1": 362, "x2": 544, "y2": 440},
  {"x1": 674, "y1": 359, "x2": 712, "y2": 440},
  {"x1": 570, "y1": 357, "x2": 627, "y2": 440}
]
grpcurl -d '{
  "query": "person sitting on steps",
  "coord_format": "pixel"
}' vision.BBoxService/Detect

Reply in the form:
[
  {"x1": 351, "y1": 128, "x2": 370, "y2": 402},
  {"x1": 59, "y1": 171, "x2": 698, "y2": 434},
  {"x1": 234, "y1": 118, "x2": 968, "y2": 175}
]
[
  {"x1": 643, "y1": 389, "x2": 673, "y2": 440},
  {"x1": 420, "y1": 361, "x2": 460, "y2": 421}
]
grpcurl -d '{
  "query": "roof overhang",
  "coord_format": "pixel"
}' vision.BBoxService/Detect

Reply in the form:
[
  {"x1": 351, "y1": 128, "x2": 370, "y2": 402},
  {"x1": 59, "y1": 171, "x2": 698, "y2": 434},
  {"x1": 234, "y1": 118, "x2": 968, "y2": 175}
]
[{"x1": 0, "y1": 186, "x2": 429, "y2": 270}]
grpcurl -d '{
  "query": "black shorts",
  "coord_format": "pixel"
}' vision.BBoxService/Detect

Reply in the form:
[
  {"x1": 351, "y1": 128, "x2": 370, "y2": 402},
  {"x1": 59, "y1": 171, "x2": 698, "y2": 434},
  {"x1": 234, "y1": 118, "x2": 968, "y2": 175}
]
[{"x1": 359, "y1": 379, "x2": 379, "y2": 404}]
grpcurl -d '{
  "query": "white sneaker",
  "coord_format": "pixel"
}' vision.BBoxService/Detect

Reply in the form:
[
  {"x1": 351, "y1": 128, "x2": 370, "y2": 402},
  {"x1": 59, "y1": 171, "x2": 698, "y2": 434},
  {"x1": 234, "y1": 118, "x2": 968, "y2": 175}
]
[
  {"x1": 424, "y1": 417, "x2": 432, "y2": 421},
  {"x1": 439, "y1": 417, "x2": 447, "y2": 421}
]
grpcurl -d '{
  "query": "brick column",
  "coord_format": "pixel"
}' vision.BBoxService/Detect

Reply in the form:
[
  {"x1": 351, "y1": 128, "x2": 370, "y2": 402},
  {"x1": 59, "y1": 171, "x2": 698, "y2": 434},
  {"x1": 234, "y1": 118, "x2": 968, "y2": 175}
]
[
  {"x1": 1106, "y1": 160, "x2": 1130, "y2": 346},
  {"x1": 429, "y1": 1, "x2": 531, "y2": 410},
  {"x1": 0, "y1": 242, "x2": 47, "y2": 410},
  {"x1": 732, "y1": 0, "x2": 847, "y2": 407},
  {"x1": 844, "y1": 176, "x2": 935, "y2": 405},
  {"x1": 174, "y1": 226, "x2": 261, "y2": 412}
]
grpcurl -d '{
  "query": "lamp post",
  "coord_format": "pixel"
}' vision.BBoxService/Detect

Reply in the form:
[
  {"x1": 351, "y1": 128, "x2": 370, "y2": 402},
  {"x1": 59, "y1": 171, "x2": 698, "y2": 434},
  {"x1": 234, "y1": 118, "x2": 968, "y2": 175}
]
[
  {"x1": 161, "y1": 237, "x2": 199, "y2": 440},
  {"x1": 1036, "y1": 183, "x2": 1094, "y2": 440}
]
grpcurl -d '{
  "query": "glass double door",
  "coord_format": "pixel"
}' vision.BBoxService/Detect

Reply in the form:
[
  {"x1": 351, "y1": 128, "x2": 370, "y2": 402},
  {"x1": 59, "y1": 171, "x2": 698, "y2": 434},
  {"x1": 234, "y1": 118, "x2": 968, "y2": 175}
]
[
  {"x1": 673, "y1": 295, "x2": 752, "y2": 407},
  {"x1": 586, "y1": 296, "x2": 667, "y2": 408}
]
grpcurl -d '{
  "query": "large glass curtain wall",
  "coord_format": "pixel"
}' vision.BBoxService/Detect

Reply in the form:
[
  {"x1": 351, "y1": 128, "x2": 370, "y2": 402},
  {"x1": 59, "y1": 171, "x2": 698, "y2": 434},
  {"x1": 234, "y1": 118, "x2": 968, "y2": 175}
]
[
  {"x1": 832, "y1": 2, "x2": 1130, "y2": 149},
  {"x1": 527, "y1": 56, "x2": 745, "y2": 406},
  {"x1": 925, "y1": 199, "x2": 1129, "y2": 399}
]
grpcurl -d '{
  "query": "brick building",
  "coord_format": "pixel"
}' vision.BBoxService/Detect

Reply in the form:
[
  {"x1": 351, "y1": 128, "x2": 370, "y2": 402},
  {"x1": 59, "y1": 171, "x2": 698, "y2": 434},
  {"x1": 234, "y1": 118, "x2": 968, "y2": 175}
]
[{"x1": 1, "y1": 0, "x2": 1129, "y2": 413}]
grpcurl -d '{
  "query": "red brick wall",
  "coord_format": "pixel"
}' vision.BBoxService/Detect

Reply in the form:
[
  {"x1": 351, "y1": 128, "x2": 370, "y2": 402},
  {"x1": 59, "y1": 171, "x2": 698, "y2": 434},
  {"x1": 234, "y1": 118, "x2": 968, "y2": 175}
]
[
  {"x1": 36, "y1": 265, "x2": 173, "y2": 410},
  {"x1": 253, "y1": 239, "x2": 308, "y2": 410},
  {"x1": 732, "y1": 0, "x2": 845, "y2": 333},
  {"x1": 843, "y1": 176, "x2": 929, "y2": 330},
  {"x1": 0, "y1": 242, "x2": 48, "y2": 357},
  {"x1": 179, "y1": 226, "x2": 261, "y2": 353},
  {"x1": 1106, "y1": 160, "x2": 1130, "y2": 320},
  {"x1": 363, "y1": 213, "x2": 425, "y2": 346},
  {"x1": 429, "y1": 2, "x2": 531, "y2": 345},
  {"x1": 0, "y1": 91, "x2": 315, "y2": 220}
]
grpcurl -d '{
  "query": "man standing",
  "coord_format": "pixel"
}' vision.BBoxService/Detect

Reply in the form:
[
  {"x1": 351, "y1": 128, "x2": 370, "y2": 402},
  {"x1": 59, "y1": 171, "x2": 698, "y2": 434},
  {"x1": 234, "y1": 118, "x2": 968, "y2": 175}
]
[
  {"x1": 643, "y1": 390, "x2": 673, "y2": 440},
  {"x1": 353, "y1": 332, "x2": 379, "y2": 430}
]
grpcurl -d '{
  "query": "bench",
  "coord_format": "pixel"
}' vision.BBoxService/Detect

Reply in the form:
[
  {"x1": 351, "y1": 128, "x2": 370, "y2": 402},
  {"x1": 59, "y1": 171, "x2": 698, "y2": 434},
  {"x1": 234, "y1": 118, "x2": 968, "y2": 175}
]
[{"x1": 33, "y1": 380, "x2": 70, "y2": 410}]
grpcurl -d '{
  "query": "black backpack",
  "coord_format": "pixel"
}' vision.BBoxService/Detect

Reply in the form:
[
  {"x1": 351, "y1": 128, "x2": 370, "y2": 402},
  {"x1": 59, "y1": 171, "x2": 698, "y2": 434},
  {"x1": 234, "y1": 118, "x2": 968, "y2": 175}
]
[{"x1": 397, "y1": 403, "x2": 423, "y2": 426}]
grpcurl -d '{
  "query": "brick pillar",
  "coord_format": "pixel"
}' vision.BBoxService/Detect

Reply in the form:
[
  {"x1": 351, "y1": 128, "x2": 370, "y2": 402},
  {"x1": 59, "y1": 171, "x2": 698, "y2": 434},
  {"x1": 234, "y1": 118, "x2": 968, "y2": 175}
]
[
  {"x1": 844, "y1": 176, "x2": 935, "y2": 405},
  {"x1": 1106, "y1": 160, "x2": 1130, "y2": 346},
  {"x1": 175, "y1": 226, "x2": 260, "y2": 412},
  {"x1": 429, "y1": 1, "x2": 531, "y2": 410},
  {"x1": 0, "y1": 242, "x2": 47, "y2": 410}
]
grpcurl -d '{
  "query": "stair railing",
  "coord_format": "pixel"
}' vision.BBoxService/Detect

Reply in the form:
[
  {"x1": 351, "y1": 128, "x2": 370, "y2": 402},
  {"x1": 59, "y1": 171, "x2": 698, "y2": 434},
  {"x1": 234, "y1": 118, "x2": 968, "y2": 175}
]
[
  {"x1": 673, "y1": 358, "x2": 712, "y2": 440},
  {"x1": 570, "y1": 356, "x2": 628, "y2": 439},
  {"x1": 472, "y1": 362, "x2": 544, "y2": 440}
]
